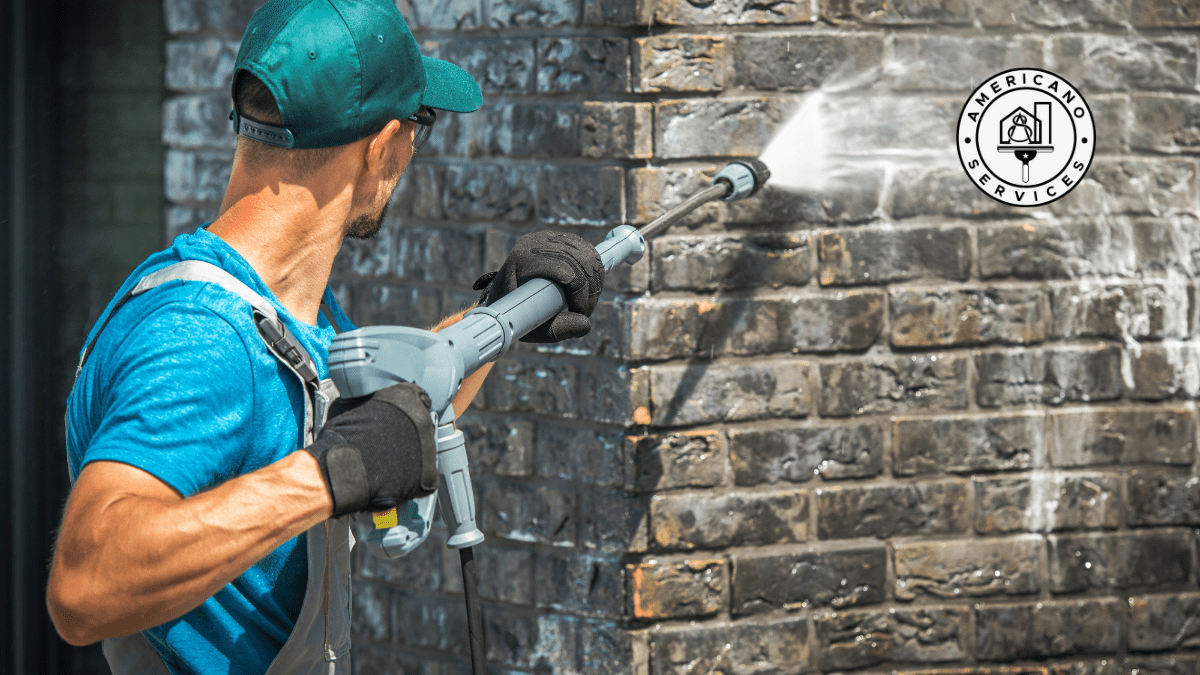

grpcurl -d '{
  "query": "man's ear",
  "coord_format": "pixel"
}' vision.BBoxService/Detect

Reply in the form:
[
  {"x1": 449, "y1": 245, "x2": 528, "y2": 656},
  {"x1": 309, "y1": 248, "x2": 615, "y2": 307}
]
[{"x1": 365, "y1": 119, "x2": 405, "y2": 175}]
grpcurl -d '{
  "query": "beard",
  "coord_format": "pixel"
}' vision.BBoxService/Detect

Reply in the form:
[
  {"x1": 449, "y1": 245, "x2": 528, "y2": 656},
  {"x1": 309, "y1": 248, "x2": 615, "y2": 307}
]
[{"x1": 345, "y1": 198, "x2": 389, "y2": 240}]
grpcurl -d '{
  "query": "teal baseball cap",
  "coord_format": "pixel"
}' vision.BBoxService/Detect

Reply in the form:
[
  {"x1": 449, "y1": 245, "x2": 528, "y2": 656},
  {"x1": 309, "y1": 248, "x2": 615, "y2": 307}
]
[{"x1": 231, "y1": 0, "x2": 482, "y2": 149}]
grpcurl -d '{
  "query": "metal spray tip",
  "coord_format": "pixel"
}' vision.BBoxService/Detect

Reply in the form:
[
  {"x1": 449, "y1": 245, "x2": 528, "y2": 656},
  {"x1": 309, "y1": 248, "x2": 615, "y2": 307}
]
[{"x1": 712, "y1": 159, "x2": 772, "y2": 201}]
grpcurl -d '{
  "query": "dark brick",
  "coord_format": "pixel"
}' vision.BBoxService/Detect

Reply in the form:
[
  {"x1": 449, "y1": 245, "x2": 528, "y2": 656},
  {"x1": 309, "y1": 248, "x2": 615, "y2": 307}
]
[
  {"x1": 355, "y1": 523, "x2": 446, "y2": 592},
  {"x1": 651, "y1": 233, "x2": 811, "y2": 292},
  {"x1": 1134, "y1": 0, "x2": 1200, "y2": 26},
  {"x1": 1128, "y1": 593, "x2": 1200, "y2": 651},
  {"x1": 895, "y1": 412, "x2": 1041, "y2": 475},
  {"x1": 1051, "y1": 35, "x2": 1197, "y2": 92},
  {"x1": 649, "y1": 360, "x2": 810, "y2": 426},
  {"x1": 578, "y1": 620, "x2": 649, "y2": 675},
  {"x1": 485, "y1": 355, "x2": 577, "y2": 418},
  {"x1": 583, "y1": 0, "x2": 650, "y2": 25},
  {"x1": 576, "y1": 359, "x2": 641, "y2": 426},
  {"x1": 626, "y1": 430, "x2": 724, "y2": 492},
  {"x1": 582, "y1": 102, "x2": 652, "y2": 159},
  {"x1": 1130, "y1": 342, "x2": 1200, "y2": 400},
  {"x1": 1050, "y1": 282, "x2": 1191, "y2": 341},
  {"x1": 484, "y1": 608, "x2": 576, "y2": 670},
  {"x1": 650, "y1": 618, "x2": 810, "y2": 675},
  {"x1": 350, "y1": 580, "x2": 392, "y2": 643},
  {"x1": 1055, "y1": 160, "x2": 1199, "y2": 218},
  {"x1": 164, "y1": 149, "x2": 233, "y2": 203},
  {"x1": 164, "y1": 0, "x2": 264, "y2": 34},
  {"x1": 975, "y1": 473, "x2": 1121, "y2": 534},
  {"x1": 819, "y1": 354, "x2": 968, "y2": 417},
  {"x1": 1046, "y1": 407, "x2": 1197, "y2": 466},
  {"x1": 726, "y1": 168, "x2": 886, "y2": 226},
  {"x1": 822, "y1": 0, "x2": 973, "y2": 24},
  {"x1": 443, "y1": 164, "x2": 536, "y2": 222},
  {"x1": 634, "y1": 36, "x2": 729, "y2": 93},
  {"x1": 1133, "y1": 95, "x2": 1200, "y2": 154},
  {"x1": 731, "y1": 547, "x2": 886, "y2": 615},
  {"x1": 536, "y1": 421, "x2": 623, "y2": 487},
  {"x1": 162, "y1": 94, "x2": 235, "y2": 149},
  {"x1": 889, "y1": 36, "x2": 1043, "y2": 90},
  {"x1": 352, "y1": 281, "x2": 441, "y2": 328},
  {"x1": 975, "y1": 345, "x2": 1123, "y2": 407},
  {"x1": 1050, "y1": 656, "x2": 1200, "y2": 675},
  {"x1": 973, "y1": 0, "x2": 1131, "y2": 27},
  {"x1": 395, "y1": 0, "x2": 483, "y2": 30},
  {"x1": 488, "y1": 0, "x2": 577, "y2": 27},
  {"x1": 818, "y1": 226, "x2": 971, "y2": 286},
  {"x1": 164, "y1": 38, "x2": 239, "y2": 90},
  {"x1": 814, "y1": 606, "x2": 968, "y2": 671},
  {"x1": 537, "y1": 37, "x2": 629, "y2": 93},
  {"x1": 734, "y1": 34, "x2": 883, "y2": 91},
  {"x1": 533, "y1": 551, "x2": 624, "y2": 617},
  {"x1": 817, "y1": 480, "x2": 969, "y2": 540},
  {"x1": 456, "y1": 414, "x2": 534, "y2": 478},
  {"x1": 891, "y1": 287, "x2": 1049, "y2": 348},
  {"x1": 1048, "y1": 530, "x2": 1193, "y2": 593},
  {"x1": 627, "y1": 558, "x2": 726, "y2": 619},
  {"x1": 480, "y1": 480, "x2": 576, "y2": 546},
  {"x1": 434, "y1": 40, "x2": 535, "y2": 94},
  {"x1": 976, "y1": 599, "x2": 1122, "y2": 660},
  {"x1": 730, "y1": 421, "x2": 883, "y2": 485},
  {"x1": 472, "y1": 543, "x2": 534, "y2": 604},
  {"x1": 578, "y1": 489, "x2": 649, "y2": 554},
  {"x1": 537, "y1": 165, "x2": 623, "y2": 226},
  {"x1": 655, "y1": 0, "x2": 813, "y2": 24},
  {"x1": 651, "y1": 489, "x2": 808, "y2": 551},
  {"x1": 655, "y1": 99, "x2": 787, "y2": 160},
  {"x1": 894, "y1": 536, "x2": 1041, "y2": 600},
  {"x1": 352, "y1": 643, "x2": 438, "y2": 675},
  {"x1": 392, "y1": 592, "x2": 469, "y2": 654},
  {"x1": 389, "y1": 163, "x2": 443, "y2": 220},
  {"x1": 334, "y1": 218, "x2": 394, "y2": 279},
  {"x1": 1130, "y1": 472, "x2": 1200, "y2": 526},
  {"x1": 394, "y1": 225, "x2": 484, "y2": 286},
  {"x1": 891, "y1": 165, "x2": 1022, "y2": 219}
]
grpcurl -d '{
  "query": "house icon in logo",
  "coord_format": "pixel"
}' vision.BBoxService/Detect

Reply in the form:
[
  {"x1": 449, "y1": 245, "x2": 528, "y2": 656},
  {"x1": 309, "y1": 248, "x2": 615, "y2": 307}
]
[{"x1": 997, "y1": 101, "x2": 1054, "y2": 183}]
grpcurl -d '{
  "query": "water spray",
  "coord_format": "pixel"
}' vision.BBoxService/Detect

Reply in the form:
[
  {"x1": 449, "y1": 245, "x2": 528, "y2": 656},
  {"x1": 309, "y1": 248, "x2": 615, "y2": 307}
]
[{"x1": 326, "y1": 158, "x2": 770, "y2": 675}]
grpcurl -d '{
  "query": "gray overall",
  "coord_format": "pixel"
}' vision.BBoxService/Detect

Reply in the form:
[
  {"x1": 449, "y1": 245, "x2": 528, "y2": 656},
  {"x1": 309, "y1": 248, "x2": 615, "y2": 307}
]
[{"x1": 70, "y1": 261, "x2": 354, "y2": 675}]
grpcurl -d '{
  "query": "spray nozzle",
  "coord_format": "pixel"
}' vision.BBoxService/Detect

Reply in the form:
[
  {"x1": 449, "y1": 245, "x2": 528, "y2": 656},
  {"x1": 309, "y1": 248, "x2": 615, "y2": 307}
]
[{"x1": 712, "y1": 159, "x2": 772, "y2": 201}]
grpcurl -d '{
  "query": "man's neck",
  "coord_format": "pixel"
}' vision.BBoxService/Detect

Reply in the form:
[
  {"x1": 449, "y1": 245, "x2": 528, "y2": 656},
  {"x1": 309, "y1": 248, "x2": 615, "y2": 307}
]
[{"x1": 209, "y1": 181, "x2": 351, "y2": 326}]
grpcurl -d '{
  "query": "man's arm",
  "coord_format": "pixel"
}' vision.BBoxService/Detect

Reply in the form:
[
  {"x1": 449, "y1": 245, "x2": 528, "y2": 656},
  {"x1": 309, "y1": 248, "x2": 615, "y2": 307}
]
[
  {"x1": 47, "y1": 453, "x2": 332, "y2": 646},
  {"x1": 431, "y1": 307, "x2": 495, "y2": 417}
]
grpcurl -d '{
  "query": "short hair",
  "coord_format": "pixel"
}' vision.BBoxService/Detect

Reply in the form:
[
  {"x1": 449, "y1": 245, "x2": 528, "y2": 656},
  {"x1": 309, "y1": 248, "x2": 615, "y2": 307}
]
[{"x1": 233, "y1": 70, "x2": 340, "y2": 179}]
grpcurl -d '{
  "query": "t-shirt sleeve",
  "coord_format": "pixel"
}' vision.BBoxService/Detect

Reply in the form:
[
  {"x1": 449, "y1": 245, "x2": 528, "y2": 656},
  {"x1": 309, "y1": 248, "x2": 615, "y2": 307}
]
[{"x1": 82, "y1": 302, "x2": 258, "y2": 497}]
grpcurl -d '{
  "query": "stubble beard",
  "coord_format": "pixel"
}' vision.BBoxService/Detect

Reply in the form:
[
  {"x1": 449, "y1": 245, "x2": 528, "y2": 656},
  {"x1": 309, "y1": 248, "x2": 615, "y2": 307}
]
[{"x1": 345, "y1": 199, "x2": 389, "y2": 240}]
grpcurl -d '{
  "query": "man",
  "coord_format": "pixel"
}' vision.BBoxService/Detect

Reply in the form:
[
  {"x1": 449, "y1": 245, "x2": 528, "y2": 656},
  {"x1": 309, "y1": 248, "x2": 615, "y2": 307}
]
[{"x1": 45, "y1": 1, "x2": 604, "y2": 674}]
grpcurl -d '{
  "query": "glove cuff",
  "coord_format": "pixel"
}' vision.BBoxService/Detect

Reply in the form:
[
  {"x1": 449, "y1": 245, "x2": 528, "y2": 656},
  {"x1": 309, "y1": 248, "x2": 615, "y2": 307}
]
[{"x1": 306, "y1": 432, "x2": 371, "y2": 518}]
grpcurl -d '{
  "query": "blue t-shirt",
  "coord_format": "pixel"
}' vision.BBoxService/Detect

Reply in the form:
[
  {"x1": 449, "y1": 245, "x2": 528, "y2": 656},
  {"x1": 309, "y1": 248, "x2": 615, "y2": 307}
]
[{"x1": 65, "y1": 227, "x2": 356, "y2": 675}]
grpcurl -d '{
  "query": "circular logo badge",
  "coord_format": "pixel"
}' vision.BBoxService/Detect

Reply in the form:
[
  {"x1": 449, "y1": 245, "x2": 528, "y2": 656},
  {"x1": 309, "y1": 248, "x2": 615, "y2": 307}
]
[{"x1": 957, "y1": 68, "x2": 1095, "y2": 207}]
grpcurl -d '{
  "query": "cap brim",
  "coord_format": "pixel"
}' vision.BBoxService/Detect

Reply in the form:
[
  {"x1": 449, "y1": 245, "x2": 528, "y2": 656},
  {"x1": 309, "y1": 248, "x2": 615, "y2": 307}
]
[{"x1": 421, "y1": 56, "x2": 482, "y2": 113}]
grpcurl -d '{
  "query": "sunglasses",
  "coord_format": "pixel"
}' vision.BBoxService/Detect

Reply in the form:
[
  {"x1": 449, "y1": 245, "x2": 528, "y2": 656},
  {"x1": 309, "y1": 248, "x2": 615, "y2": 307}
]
[{"x1": 409, "y1": 106, "x2": 437, "y2": 151}]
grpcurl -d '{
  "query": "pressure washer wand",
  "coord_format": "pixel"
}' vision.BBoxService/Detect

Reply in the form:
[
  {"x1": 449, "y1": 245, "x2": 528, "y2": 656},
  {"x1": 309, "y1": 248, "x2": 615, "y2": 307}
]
[{"x1": 327, "y1": 158, "x2": 770, "y2": 675}]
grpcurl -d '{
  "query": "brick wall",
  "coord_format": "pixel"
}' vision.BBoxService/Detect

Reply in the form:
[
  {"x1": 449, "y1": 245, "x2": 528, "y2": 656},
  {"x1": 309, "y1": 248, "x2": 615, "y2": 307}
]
[{"x1": 162, "y1": 0, "x2": 1200, "y2": 673}]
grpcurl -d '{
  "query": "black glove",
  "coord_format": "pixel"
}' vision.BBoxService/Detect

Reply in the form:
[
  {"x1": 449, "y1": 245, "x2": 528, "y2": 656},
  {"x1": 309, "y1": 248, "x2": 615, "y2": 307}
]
[
  {"x1": 305, "y1": 382, "x2": 438, "y2": 518},
  {"x1": 473, "y1": 230, "x2": 605, "y2": 343}
]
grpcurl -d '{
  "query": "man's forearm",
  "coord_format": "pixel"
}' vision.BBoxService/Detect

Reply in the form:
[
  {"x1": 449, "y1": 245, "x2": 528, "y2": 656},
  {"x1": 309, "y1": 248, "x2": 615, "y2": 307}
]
[
  {"x1": 48, "y1": 452, "x2": 332, "y2": 646},
  {"x1": 431, "y1": 306, "x2": 495, "y2": 417}
]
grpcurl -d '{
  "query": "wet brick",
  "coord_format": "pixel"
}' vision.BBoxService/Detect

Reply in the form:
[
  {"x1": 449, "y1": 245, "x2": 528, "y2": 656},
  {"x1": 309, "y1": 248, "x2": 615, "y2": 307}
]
[
  {"x1": 455, "y1": 415, "x2": 533, "y2": 478},
  {"x1": 655, "y1": 98, "x2": 787, "y2": 160},
  {"x1": 488, "y1": 0, "x2": 577, "y2": 27},
  {"x1": 479, "y1": 480, "x2": 576, "y2": 546},
  {"x1": 1050, "y1": 656, "x2": 1200, "y2": 675},
  {"x1": 726, "y1": 168, "x2": 886, "y2": 226},
  {"x1": 894, "y1": 536, "x2": 1041, "y2": 600},
  {"x1": 651, "y1": 233, "x2": 811, "y2": 292},
  {"x1": 164, "y1": 38, "x2": 239, "y2": 90},
  {"x1": 391, "y1": 592, "x2": 469, "y2": 654},
  {"x1": 536, "y1": 421, "x2": 624, "y2": 487},
  {"x1": 484, "y1": 609, "x2": 576, "y2": 670},
  {"x1": 351, "y1": 281, "x2": 441, "y2": 328},
  {"x1": 891, "y1": 165, "x2": 1023, "y2": 219},
  {"x1": 894, "y1": 412, "x2": 1041, "y2": 475},
  {"x1": 890, "y1": 286, "x2": 1049, "y2": 348},
  {"x1": 649, "y1": 360, "x2": 810, "y2": 426},
  {"x1": 976, "y1": 599, "x2": 1122, "y2": 660},
  {"x1": 164, "y1": 0, "x2": 263, "y2": 34},
  {"x1": 972, "y1": 0, "x2": 1130, "y2": 27},
  {"x1": 626, "y1": 431, "x2": 724, "y2": 492},
  {"x1": 814, "y1": 606, "x2": 968, "y2": 671},
  {"x1": 655, "y1": 0, "x2": 813, "y2": 24},
  {"x1": 1134, "y1": 0, "x2": 1200, "y2": 26},
  {"x1": 974, "y1": 345, "x2": 1123, "y2": 407},
  {"x1": 816, "y1": 480, "x2": 969, "y2": 540},
  {"x1": 818, "y1": 225, "x2": 971, "y2": 286},
  {"x1": 484, "y1": 355, "x2": 577, "y2": 418},
  {"x1": 822, "y1": 0, "x2": 973, "y2": 24},
  {"x1": 734, "y1": 33, "x2": 883, "y2": 92},
  {"x1": 634, "y1": 36, "x2": 729, "y2": 93},
  {"x1": 732, "y1": 546, "x2": 887, "y2": 615},
  {"x1": 578, "y1": 488, "x2": 649, "y2": 554},
  {"x1": 889, "y1": 35, "x2": 1043, "y2": 90},
  {"x1": 819, "y1": 354, "x2": 968, "y2": 417},
  {"x1": 537, "y1": 37, "x2": 629, "y2": 93},
  {"x1": 1131, "y1": 341, "x2": 1200, "y2": 400},
  {"x1": 1049, "y1": 281, "x2": 1191, "y2": 341},
  {"x1": 355, "y1": 522, "x2": 446, "y2": 592},
  {"x1": 1129, "y1": 472, "x2": 1200, "y2": 526},
  {"x1": 1051, "y1": 35, "x2": 1197, "y2": 92},
  {"x1": 472, "y1": 543, "x2": 534, "y2": 604},
  {"x1": 350, "y1": 580, "x2": 390, "y2": 642},
  {"x1": 1048, "y1": 530, "x2": 1193, "y2": 593},
  {"x1": 443, "y1": 163, "x2": 536, "y2": 222},
  {"x1": 1128, "y1": 593, "x2": 1200, "y2": 651},
  {"x1": 164, "y1": 149, "x2": 233, "y2": 203},
  {"x1": 578, "y1": 620, "x2": 649, "y2": 675},
  {"x1": 1055, "y1": 159, "x2": 1199, "y2": 218},
  {"x1": 583, "y1": 0, "x2": 651, "y2": 25},
  {"x1": 395, "y1": 0, "x2": 482, "y2": 30},
  {"x1": 576, "y1": 360, "x2": 642, "y2": 426},
  {"x1": 1046, "y1": 406, "x2": 1197, "y2": 466},
  {"x1": 533, "y1": 551, "x2": 624, "y2": 617},
  {"x1": 626, "y1": 558, "x2": 726, "y2": 619},
  {"x1": 650, "y1": 489, "x2": 808, "y2": 551},
  {"x1": 974, "y1": 473, "x2": 1121, "y2": 534},
  {"x1": 650, "y1": 618, "x2": 809, "y2": 675},
  {"x1": 1133, "y1": 95, "x2": 1200, "y2": 154},
  {"x1": 352, "y1": 643, "x2": 437, "y2": 675},
  {"x1": 162, "y1": 94, "x2": 235, "y2": 149},
  {"x1": 582, "y1": 102, "x2": 652, "y2": 159},
  {"x1": 729, "y1": 421, "x2": 883, "y2": 485},
  {"x1": 388, "y1": 164, "x2": 443, "y2": 220},
  {"x1": 626, "y1": 165, "x2": 720, "y2": 227},
  {"x1": 537, "y1": 165, "x2": 624, "y2": 226},
  {"x1": 394, "y1": 225, "x2": 484, "y2": 287},
  {"x1": 433, "y1": 40, "x2": 535, "y2": 94}
]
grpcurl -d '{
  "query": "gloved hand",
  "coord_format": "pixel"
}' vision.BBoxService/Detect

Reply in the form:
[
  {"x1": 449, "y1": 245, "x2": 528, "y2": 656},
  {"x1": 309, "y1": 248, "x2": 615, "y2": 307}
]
[
  {"x1": 305, "y1": 382, "x2": 438, "y2": 518},
  {"x1": 473, "y1": 230, "x2": 605, "y2": 343}
]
